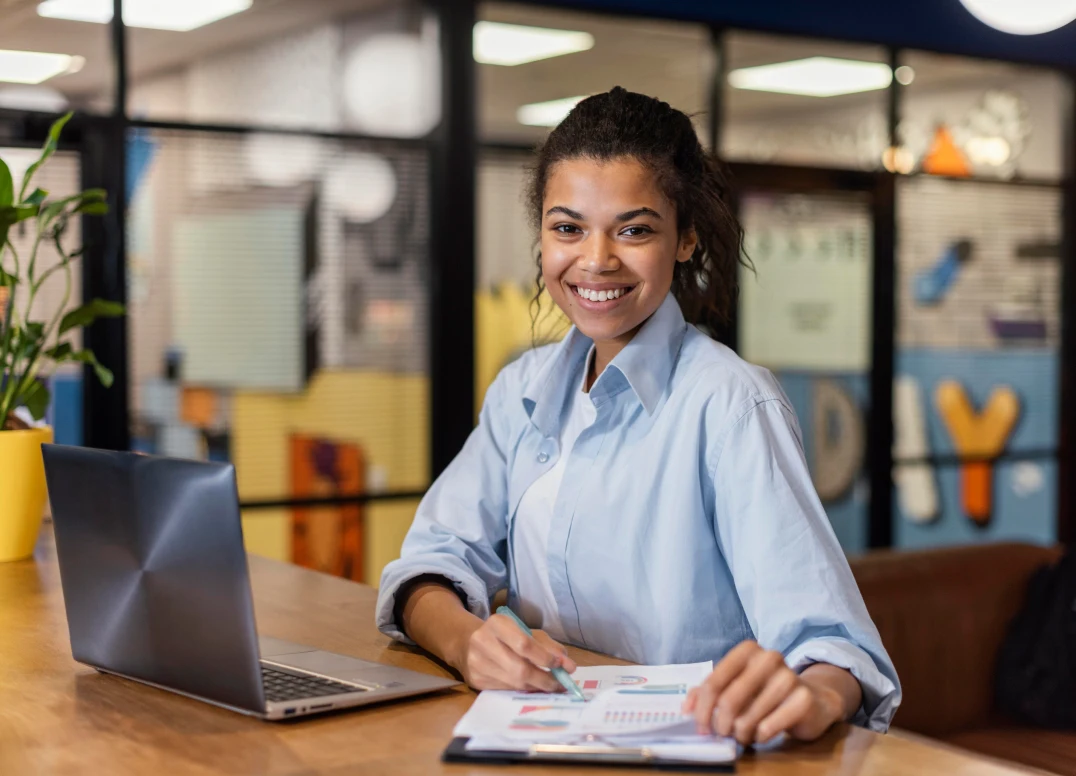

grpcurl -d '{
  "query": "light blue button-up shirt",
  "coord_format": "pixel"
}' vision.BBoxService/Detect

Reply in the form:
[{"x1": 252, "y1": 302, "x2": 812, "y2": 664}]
[{"x1": 377, "y1": 293, "x2": 901, "y2": 731}]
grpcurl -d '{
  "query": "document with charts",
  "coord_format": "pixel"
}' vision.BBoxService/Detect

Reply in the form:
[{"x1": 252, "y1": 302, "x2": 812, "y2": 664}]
[{"x1": 453, "y1": 662, "x2": 738, "y2": 764}]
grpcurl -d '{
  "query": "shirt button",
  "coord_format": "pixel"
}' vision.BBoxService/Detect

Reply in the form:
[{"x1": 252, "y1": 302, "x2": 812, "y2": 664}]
[{"x1": 537, "y1": 452, "x2": 550, "y2": 464}]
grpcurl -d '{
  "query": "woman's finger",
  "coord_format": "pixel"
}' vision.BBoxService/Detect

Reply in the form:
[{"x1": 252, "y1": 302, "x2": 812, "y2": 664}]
[
  {"x1": 488, "y1": 615, "x2": 564, "y2": 670},
  {"x1": 484, "y1": 634, "x2": 563, "y2": 693},
  {"x1": 691, "y1": 641, "x2": 760, "y2": 732},
  {"x1": 691, "y1": 680, "x2": 721, "y2": 733},
  {"x1": 706, "y1": 641, "x2": 761, "y2": 697},
  {"x1": 756, "y1": 685, "x2": 815, "y2": 742},
  {"x1": 713, "y1": 649, "x2": 786, "y2": 737},
  {"x1": 531, "y1": 630, "x2": 577, "y2": 673},
  {"x1": 731, "y1": 667, "x2": 799, "y2": 744}
]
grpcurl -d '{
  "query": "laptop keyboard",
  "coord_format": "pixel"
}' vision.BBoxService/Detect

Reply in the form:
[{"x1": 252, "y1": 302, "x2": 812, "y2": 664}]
[{"x1": 260, "y1": 664, "x2": 364, "y2": 702}]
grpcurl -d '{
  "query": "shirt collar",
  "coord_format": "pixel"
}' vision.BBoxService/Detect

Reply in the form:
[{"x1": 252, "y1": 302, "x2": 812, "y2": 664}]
[{"x1": 522, "y1": 293, "x2": 688, "y2": 435}]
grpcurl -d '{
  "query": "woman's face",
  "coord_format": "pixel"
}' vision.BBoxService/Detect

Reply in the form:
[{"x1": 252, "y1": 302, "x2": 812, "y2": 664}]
[{"x1": 540, "y1": 156, "x2": 696, "y2": 350}]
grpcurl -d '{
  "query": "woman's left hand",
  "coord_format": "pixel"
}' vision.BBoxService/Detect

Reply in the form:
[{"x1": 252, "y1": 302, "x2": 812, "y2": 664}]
[{"x1": 682, "y1": 640, "x2": 858, "y2": 745}]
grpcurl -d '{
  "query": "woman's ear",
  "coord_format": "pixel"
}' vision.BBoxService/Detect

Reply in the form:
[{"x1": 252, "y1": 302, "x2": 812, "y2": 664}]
[{"x1": 677, "y1": 228, "x2": 699, "y2": 263}]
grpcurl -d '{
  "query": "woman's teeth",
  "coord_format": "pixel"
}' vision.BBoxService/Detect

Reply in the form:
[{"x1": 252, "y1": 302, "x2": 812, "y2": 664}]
[{"x1": 572, "y1": 286, "x2": 630, "y2": 302}]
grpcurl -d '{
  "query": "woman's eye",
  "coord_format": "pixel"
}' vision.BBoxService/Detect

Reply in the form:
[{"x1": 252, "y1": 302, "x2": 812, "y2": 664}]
[
  {"x1": 554, "y1": 224, "x2": 581, "y2": 234},
  {"x1": 622, "y1": 226, "x2": 652, "y2": 237}
]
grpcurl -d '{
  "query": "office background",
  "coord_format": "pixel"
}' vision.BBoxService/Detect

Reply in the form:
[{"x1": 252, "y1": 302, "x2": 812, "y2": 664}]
[{"x1": 1, "y1": 0, "x2": 1073, "y2": 586}]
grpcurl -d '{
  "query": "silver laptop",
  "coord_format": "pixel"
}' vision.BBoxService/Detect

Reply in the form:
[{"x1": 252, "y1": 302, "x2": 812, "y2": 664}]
[{"x1": 42, "y1": 444, "x2": 458, "y2": 720}]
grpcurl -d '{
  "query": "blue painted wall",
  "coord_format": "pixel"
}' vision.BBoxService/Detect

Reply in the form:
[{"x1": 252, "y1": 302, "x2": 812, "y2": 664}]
[
  {"x1": 775, "y1": 371, "x2": 870, "y2": 554},
  {"x1": 546, "y1": 0, "x2": 1076, "y2": 69},
  {"x1": 48, "y1": 373, "x2": 82, "y2": 447},
  {"x1": 894, "y1": 348, "x2": 1057, "y2": 548}
]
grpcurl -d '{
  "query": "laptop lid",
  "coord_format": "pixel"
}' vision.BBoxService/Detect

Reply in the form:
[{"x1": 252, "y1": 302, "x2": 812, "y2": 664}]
[{"x1": 42, "y1": 445, "x2": 267, "y2": 714}]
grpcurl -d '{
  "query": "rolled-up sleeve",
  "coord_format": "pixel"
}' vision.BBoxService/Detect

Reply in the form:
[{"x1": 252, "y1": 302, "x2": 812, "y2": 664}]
[
  {"x1": 710, "y1": 397, "x2": 901, "y2": 732},
  {"x1": 376, "y1": 370, "x2": 514, "y2": 644}
]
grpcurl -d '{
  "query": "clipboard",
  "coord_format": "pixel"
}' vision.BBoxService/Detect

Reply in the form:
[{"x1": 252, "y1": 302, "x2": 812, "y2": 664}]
[{"x1": 442, "y1": 737, "x2": 737, "y2": 771}]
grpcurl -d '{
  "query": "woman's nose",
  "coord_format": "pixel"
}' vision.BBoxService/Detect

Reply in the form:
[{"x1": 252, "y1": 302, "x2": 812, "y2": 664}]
[{"x1": 579, "y1": 232, "x2": 621, "y2": 273}]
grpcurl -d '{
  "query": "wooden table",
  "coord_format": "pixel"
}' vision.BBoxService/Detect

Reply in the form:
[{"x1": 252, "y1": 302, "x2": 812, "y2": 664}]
[{"x1": 0, "y1": 527, "x2": 1044, "y2": 775}]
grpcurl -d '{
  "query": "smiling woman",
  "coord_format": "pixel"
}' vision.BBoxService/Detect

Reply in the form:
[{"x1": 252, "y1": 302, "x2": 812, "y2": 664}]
[
  {"x1": 528, "y1": 87, "x2": 745, "y2": 381},
  {"x1": 380, "y1": 86, "x2": 900, "y2": 748}
]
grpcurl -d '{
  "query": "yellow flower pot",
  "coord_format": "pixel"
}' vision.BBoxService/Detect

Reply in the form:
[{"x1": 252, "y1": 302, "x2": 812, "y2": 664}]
[{"x1": 0, "y1": 427, "x2": 53, "y2": 562}]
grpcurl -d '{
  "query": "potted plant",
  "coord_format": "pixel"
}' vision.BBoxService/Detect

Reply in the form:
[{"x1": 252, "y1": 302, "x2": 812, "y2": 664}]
[{"x1": 0, "y1": 113, "x2": 124, "y2": 561}]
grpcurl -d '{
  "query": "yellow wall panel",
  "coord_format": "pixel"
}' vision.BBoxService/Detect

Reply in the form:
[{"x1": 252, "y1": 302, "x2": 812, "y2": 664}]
[{"x1": 231, "y1": 370, "x2": 428, "y2": 585}]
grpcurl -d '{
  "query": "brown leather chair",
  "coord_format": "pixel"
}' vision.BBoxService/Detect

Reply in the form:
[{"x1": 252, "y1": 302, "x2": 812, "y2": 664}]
[{"x1": 849, "y1": 542, "x2": 1075, "y2": 775}]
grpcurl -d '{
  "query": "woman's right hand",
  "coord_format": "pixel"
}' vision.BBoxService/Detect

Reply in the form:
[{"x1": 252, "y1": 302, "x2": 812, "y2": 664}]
[{"x1": 458, "y1": 613, "x2": 577, "y2": 692}]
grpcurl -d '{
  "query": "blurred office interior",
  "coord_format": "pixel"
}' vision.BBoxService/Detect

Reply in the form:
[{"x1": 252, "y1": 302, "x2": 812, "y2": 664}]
[{"x1": 1, "y1": 0, "x2": 1073, "y2": 587}]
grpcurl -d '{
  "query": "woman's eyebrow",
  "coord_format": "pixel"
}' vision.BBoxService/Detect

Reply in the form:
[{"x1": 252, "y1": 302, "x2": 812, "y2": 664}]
[
  {"x1": 616, "y1": 207, "x2": 662, "y2": 221},
  {"x1": 545, "y1": 205, "x2": 584, "y2": 219}
]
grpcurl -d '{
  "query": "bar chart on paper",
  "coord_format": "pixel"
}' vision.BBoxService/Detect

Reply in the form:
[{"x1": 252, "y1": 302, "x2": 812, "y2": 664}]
[
  {"x1": 453, "y1": 662, "x2": 714, "y2": 742},
  {"x1": 454, "y1": 663, "x2": 739, "y2": 766},
  {"x1": 602, "y1": 709, "x2": 683, "y2": 728}
]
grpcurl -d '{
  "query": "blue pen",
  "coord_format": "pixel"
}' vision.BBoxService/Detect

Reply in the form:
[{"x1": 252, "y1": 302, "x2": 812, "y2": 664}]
[{"x1": 495, "y1": 606, "x2": 587, "y2": 702}]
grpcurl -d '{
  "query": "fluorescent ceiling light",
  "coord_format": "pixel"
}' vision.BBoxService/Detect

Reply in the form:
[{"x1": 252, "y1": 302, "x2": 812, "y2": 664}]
[
  {"x1": 474, "y1": 21, "x2": 593, "y2": 66},
  {"x1": 728, "y1": 57, "x2": 893, "y2": 98},
  {"x1": 0, "y1": 49, "x2": 82, "y2": 85},
  {"x1": 37, "y1": 0, "x2": 252, "y2": 31},
  {"x1": 517, "y1": 95, "x2": 586, "y2": 127}
]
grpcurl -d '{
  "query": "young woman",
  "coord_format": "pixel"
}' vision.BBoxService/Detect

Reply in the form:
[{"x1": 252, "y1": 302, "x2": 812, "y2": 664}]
[{"x1": 377, "y1": 87, "x2": 900, "y2": 745}]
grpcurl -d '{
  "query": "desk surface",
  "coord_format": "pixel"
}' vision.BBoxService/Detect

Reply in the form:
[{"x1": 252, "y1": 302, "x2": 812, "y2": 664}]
[{"x1": 0, "y1": 527, "x2": 1042, "y2": 776}]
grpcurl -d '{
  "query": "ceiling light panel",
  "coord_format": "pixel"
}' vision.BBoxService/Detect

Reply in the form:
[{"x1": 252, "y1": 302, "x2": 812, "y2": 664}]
[
  {"x1": 38, "y1": 0, "x2": 253, "y2": 32},
  {"x1": 474, "y1": 21, "x2": 594, "y2": 66},
  {"x1": 516, "y1": 95, "x2": 587, "y2": 127},
  {"x1": 728, "y1": 57, "x2": 893, "y2": 97},
  {"x1": 0, "y1": 49, "x2": 81, "y2": 85}
]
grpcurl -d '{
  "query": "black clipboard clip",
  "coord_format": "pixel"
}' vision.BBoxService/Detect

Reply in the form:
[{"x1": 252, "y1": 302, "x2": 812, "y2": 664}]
[
  {"x1": 442, "y1": 733, "x2": 737, "y2": 771},
  {"x1": 531, "y1": 733, "x2": 655, "y2": 763}
]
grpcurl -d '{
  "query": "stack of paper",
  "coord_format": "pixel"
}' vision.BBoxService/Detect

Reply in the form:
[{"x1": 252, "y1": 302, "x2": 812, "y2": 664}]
[{"x1": 454, "y1": 662, "x2": 738, "y2": 764}]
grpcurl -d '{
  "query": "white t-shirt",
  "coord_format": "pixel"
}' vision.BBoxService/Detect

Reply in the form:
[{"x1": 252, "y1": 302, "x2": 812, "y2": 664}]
[{"x1": 511, "y1": 354, "x2": 596, "y2": 642}]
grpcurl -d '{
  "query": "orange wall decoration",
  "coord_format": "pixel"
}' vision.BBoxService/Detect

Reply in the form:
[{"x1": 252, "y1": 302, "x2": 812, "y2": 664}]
[
  {"x1": 935, "y1": 380, "x2": 1020, "y2": 525},
  {"x1": 922, "y1": 125, "x2": 971, "y2": 178},
  {"x1": 289, "y1": 435, "x2": 365, "y2": 581},
  {"x1": 180, "y1": 386, "x2": 218, "y2": 428}
]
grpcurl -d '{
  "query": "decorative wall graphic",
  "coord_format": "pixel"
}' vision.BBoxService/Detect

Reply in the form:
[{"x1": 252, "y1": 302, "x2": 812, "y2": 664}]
[
  {"x1": 1012, "y1": 462, "x2": 1045, "y2": 498},
  {"x1": 962, "y1": 90, "x2": 1031, "y2": 176},
  {"x1": 173, "y1": 204, "x2": 307, "y2": 391},
  {"x1": 325, "y1": 153, "x2": 397, "y2": 225},
  {"x1": 913, "y1": 239, "x2": 973, "y2": 306},
  {"x1": 893, "y1": 376, "x2": 939, "y2": 523},
  {"x1": 811, "y1": 379, "x2": 865, "y2": 503},
  {"x1": 987, "y1": 277, "x2": 1048, "y2": 345},
  {"x1": 338, "y1": 149, "x2": 429, "y2": 373},
  {"x1": 342, "y1": 23, "x2": 441, "y2": 139},
  {"x1": 935, "y1": 380, "x2": 1020, "y2": 525},
  {"x1": 897, "y1": 178, "x2": 1060, "y2": 351},
  {"x1": 739, "y1": 193, "x2": 872, "y2": 371},
  {"x1": 922, "y1": 125, "x2": 971, "y2": 177},
  {"x1": 243, "y1": 133, "x2": 323, "y2": 187},
  {"x1": 290, "y1": 435, "x2": 365, "y2": 581}
]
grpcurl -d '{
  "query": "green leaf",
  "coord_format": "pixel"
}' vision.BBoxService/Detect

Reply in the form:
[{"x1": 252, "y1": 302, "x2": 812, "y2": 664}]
[
  {"x1": 0, "y1": 204, "x2": 39, "y2": 229},
  {"x1": 68, "y1": 348, "x2": 113, "y2": 388},
  {"x1": 16, "y1": 322, "x2": 45, "y2": 360},
  {"x1": 24, "y1": 188, "x2": 48, "y2": 207},
  {"x1": 0, "y1": 266, "x2": 16, "y2": 287},
  {"x1": 76, "y1": 201, "x2": 109, "y2": 216},
  {"x1": 19, "y1": 379, "x2": 50, "y2": 421},
  {"x1": 0, "y1": 157, "x2": 12, "y2": 208},
  {"x1": 41, "y1": 188, "x2": 105, "y2": 224},
  {"x1": 59, "y1": 298, "x2": 125, "y2": 336},
  {"x1": 45, "y1": 341, "x2": 73, "y2": 361},
  {"x1": 19, "y1": 111, "x2": 73, "y2": 202}
]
